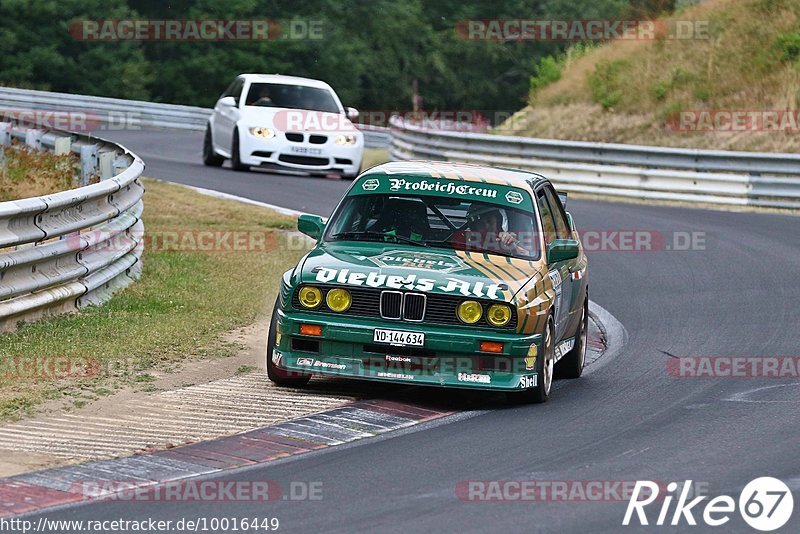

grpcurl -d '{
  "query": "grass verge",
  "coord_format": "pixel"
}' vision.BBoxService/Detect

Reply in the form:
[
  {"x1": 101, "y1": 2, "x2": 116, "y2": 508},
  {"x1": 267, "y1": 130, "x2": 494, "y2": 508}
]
[
  {"x1": 0, "y1": 178, "x2": 307, "y2": 421},
  {"x1": 0, "y1": 144, "x2": 76, "y2": 200},
  {"x1": 361, "y1": 148, "x2": 390, "y2": 171},
  {"x1": 498, "y1": 0, "x2": 800, "y2": 153}
]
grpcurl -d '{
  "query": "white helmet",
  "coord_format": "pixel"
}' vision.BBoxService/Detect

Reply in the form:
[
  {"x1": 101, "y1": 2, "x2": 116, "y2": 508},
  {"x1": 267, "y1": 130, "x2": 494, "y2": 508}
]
[{"x1": 466, "y1": 204, "x2": 508, "y2": 231}]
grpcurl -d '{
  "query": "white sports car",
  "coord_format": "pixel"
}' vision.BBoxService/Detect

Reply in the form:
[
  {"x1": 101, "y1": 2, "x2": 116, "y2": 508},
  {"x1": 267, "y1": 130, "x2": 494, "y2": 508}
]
[{"x1": 203, "y1": 73, "x2": 364, "y2": 178}]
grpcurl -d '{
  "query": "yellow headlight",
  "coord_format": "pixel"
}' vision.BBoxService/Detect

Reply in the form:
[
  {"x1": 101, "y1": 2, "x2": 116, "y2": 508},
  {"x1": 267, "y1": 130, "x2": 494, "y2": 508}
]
[
  {"x1": 298, "y1": 286, "x2": 322, "y2": 308},
  {"x1": 326, "y1": 288, "x2": 351, "y2": 312},
  {"x1": 457, "y1": 300, "x2": 483, "y2": 324},
  {"x1": 334, "y1": 134, "x2": 357, "y2": 145},
  {"x1": 487, "y1": 304, "x2": 512, "y2": 326},
  {"x1": 249, "y1": 127, "x2": 275, "y2": 139}
]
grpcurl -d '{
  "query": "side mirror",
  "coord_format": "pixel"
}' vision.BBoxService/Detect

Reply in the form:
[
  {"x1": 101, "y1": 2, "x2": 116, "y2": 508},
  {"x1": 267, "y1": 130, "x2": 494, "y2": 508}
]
[
  {"x1": 346, "y1": 107, "x2": 359, "y2": 120},
  {"x1": 298, "y1": 214, "x2": 325, "y2": 240},
  {"x1": 219, "y1": 96, "x2": 237, "y2": 107},
  {"x1": 547, "y1": 239, "x2": 580, "y2": 264}
]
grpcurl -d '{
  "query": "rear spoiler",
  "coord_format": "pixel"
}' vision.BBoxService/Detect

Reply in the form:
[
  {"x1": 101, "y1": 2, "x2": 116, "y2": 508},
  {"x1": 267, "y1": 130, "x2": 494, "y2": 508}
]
[{"x1": 557, "y1": 191, "x2": 568, "y2": 210}]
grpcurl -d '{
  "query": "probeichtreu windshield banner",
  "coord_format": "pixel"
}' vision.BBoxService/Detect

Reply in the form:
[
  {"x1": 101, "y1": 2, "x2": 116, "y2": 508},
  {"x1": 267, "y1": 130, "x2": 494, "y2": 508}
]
[{"x1": 352, "y1": 174, "x2": 535, "y2": 212}]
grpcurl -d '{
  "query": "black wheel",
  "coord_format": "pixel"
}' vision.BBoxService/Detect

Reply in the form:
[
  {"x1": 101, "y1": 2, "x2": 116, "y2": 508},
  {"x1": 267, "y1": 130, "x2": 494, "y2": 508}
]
[
  {"x1": 555, "y1": 297, "x2": 588, "y2": 379},
  {"x1": 512, "y1": 317, "x2": 554, "y2": 404},
  {"x1": 342, "y1": 172, "x2": 358, "y2": 180},
  {"x1": 266, "y1": 298, "x2": 311, "y2": 387},
  {"x1": 230, "y1": 128, "x2": 249, "y2": 171},
  {"x1": 202, "y1": 125, "x2": 224, "y2": 167}
]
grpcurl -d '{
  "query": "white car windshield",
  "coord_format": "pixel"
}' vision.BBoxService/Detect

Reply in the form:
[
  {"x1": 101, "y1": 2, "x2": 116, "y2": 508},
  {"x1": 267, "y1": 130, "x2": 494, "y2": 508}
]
[{"x1": 244, "y1": 83, "x2": 340, "y2": 113}]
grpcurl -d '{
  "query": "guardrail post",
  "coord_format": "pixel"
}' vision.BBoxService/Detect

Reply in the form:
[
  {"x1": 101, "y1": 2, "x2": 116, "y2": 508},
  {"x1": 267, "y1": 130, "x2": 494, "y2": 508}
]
[
  {"x1": 80, "y1": 144, "x2": 99, "y2": 185},
  {"x1": 0, "y1": 122, "x2": 11, "y2": 145},
  {"x1": 98, "y1": 150, "x2": 116, "y2": 180},
  {"x1": 53, "y1": 136, "x2": 71, "y2": 155},
  {"x1": 113, "y1": 155, "x2": 129, "y2": 176},
  {"x1": 25, "y1": 129, "x2": 44, "y2": 151}
]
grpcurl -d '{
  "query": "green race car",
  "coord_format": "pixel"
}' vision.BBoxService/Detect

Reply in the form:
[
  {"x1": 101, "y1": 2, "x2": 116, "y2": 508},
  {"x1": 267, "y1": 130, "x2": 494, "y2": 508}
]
[{"x1": 267, "y1": 161, "x2": 588, "y2": 402}]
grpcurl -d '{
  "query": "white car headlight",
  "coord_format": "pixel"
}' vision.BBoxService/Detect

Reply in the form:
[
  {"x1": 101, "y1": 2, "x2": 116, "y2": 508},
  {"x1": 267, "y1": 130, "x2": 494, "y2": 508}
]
[
  {"x1": 334, "y1": 134, "x2": 358, "y2": 146},
  {"x1": 249, "y1": 127, "x2": 275, "y2": 139}
]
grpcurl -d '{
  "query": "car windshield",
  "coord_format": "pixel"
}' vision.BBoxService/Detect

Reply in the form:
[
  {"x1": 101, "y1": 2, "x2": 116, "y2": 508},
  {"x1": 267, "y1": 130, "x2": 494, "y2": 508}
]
[
  {"x1": 243, "y1": 82, "x2": 340, "y2": 113},
  {"x1": 325, "y1": 193, "x2": 541, "y2": 260}
]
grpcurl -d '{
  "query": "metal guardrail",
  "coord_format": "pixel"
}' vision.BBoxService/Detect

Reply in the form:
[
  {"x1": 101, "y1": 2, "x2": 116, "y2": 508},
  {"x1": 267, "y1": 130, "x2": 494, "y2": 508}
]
[
  {"x1": 0, "y1": 86, "x2": 209, "y2": 131},
  {"x1": 352, "y1": 123, "x2": 391, "y2": 149},
  {"x1": 0, "y1": 86, "x2": 391, "y2": 148},
  {"x1": 0, "y1": 120, "x2": 145, "y2": 331},
  {"x1": 389, "y1": 118, "x2": 800, "y2": 209},
  {"x1": 6, "y1": 86, "x2": 795, "y2": 207}
]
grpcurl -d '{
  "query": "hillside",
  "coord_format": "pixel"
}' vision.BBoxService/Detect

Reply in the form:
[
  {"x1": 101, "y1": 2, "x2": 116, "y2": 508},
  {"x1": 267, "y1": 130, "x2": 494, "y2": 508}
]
[{"x1": 497, "y1": 0, "x2": 800, "y2": 153}]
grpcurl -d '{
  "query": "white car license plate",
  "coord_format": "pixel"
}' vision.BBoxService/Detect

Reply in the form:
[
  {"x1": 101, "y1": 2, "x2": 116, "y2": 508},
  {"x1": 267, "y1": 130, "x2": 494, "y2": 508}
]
[
  {"x1": 290, "y1": 146, "x2": 323, "y2": 155},
  {"x1": 373, "y1": 329, "x2": 425, "y2": 347}
]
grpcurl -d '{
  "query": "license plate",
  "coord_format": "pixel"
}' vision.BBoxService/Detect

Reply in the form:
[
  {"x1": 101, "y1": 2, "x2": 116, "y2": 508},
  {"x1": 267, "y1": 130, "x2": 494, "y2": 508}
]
[
  {"x1": 373, "y1": 329, "x2": 425, "y2": 347},
  {"x1": 290, "y1": 146, "x2": 322, "y2": 155}
]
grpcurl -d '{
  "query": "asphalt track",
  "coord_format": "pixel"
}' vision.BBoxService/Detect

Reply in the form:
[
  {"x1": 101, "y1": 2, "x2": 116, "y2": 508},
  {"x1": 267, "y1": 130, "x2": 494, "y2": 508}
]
[{"x1": 31, "y1": 129, "x2": 800, "y2": 532}]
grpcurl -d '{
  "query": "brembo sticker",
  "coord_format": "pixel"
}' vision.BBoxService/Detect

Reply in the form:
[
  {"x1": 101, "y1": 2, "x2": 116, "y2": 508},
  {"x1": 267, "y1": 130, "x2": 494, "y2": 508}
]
[{"x1": 314, "y1": 267, "x2": 503, "y2": 299}]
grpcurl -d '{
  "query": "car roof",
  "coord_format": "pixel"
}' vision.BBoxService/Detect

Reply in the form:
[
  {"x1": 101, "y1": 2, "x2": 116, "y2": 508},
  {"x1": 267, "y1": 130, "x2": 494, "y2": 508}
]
[
  {"x1": 359, "y1": 161, "x2": 548, "y2": 191},
  {"x1": 236, "y1": 73, "x2": 332, "y2": 89}
]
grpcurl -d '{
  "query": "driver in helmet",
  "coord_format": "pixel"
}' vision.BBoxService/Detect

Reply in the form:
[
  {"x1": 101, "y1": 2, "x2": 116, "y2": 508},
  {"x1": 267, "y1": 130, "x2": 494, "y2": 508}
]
[{"x1": 453, "y1": 204, "x2": 529, "y2": 256}]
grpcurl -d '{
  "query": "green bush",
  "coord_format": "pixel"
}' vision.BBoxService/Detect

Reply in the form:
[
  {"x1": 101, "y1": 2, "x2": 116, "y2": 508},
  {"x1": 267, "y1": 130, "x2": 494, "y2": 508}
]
[
  {"x1": 529, "y1": 56, "x2": 562, "y2": 96},
  {"x1": 652, "y1": 80, "x2": 670, "y2": 100},
  {"x1": 528, "y1": 43, "x2": 600, "y2": 103},
  {"x1": 693, "y1": 84, "x2": 711, "y2": 103},
  {"x1": 657, "y1": 99, "x2": 687, "y2": 122},
  {"x1": 588, "y1": 59, "x2": 631, "y2": 109},
  {"x1": 670, "y1": 66, "x2": 695, "y2": 86},
  {"x1": 776, "y1": 33, "x2": 800, "y2": 61}
]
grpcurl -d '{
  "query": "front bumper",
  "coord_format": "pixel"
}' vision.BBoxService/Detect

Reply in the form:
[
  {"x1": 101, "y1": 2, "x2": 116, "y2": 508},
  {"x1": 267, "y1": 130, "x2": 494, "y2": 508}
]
[
  {"x1": 273, "y1": 309, "x2": 543, "y2": 391},
  {"x1": 239, "y1": 130, "x2": 363, "y2": 175}
]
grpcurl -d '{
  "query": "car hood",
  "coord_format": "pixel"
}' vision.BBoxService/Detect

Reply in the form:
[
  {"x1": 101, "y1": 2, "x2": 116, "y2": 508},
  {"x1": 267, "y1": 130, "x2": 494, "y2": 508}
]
[
  {"x1": 239, "y1": 107, "x2": 358, "y2": 134},
  {"x1": 298, "y1": 241, "x2": 542, "y2": 302}
]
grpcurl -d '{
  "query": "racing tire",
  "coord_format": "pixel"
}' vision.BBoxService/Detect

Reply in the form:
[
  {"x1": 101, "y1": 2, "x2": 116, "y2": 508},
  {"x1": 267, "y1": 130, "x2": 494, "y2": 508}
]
[
  {"x1": 202, "y1": 125, "x2": 225, "y2": 167},
  {"x1": 512, "y1": 317, "x2": 554, "y2": 404},
  {"x1": 266, "y1": 298, "x2": 311, "y2": 388},
  {"x1": 230, "y1": 128, "x2": 249, "y2": 172},
  {"x1": 555, "y1": 297, "x2": 588, "y2": 380}
]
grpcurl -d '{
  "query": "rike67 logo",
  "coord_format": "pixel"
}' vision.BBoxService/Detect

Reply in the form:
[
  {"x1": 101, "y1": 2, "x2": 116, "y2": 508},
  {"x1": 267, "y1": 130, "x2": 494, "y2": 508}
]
[{"x1": 624, "y1": 477, "x2": 794, "y2": 531}]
